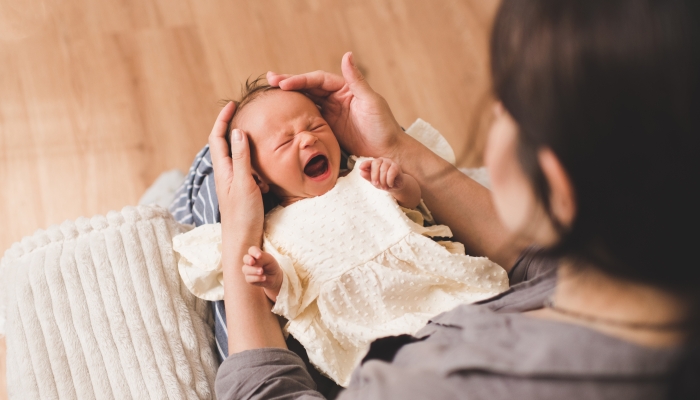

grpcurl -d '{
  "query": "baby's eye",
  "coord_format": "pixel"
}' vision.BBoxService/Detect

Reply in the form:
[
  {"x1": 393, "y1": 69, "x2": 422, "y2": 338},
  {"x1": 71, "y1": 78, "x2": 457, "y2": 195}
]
[
  {"x1": 311, "y1": 124, "x2": 325, "y2": 131},
  {"x1": 276, "y1": 139, "x2": 293, "y2": 150}
]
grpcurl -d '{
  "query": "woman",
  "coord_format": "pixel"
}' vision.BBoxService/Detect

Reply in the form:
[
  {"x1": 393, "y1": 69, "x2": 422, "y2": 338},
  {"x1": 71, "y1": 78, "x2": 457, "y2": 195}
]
[{"x1": 209, "y1": 0, "x2": 699, "y2": 398}]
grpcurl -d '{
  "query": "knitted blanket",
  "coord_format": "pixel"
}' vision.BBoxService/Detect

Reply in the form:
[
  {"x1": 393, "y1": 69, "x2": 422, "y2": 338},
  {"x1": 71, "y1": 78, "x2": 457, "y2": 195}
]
[{"x1": 0, "y1": 206, "x2": 217, "y2": 399}]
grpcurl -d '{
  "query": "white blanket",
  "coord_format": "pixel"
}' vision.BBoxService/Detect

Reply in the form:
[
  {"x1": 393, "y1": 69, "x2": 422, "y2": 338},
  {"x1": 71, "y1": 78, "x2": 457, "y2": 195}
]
[{"x1": 0, "y1": 205, "x2": 217, "y2": 399}]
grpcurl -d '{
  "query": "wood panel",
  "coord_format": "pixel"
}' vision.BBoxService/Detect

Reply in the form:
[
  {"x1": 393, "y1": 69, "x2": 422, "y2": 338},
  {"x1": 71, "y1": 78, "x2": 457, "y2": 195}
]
[{"x1": 0, "y1": 1, "x2": 500, "y2": 398}]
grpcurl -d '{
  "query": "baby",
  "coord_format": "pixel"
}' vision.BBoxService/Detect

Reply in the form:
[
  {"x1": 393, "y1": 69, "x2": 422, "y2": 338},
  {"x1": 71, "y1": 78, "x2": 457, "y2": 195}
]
[{"x1": 177, "y1": 78, "x2": 509, "y2": 386}]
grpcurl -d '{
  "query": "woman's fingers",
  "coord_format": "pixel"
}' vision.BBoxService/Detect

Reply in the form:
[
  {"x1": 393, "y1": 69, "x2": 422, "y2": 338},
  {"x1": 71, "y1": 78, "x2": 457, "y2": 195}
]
[
  {"x1": 341, "y1": 52, "x2": 375, "y2": 101},
  {"x1": 266, "y1": 71, "x2": 292, "y2": 87},
  {"x1": 209, "y1": 102, "x2": 237, "y2": 181},
  {"x1": 270, "y1": 53, "x2": 403, "y2": 160},
  {"x1": 207, "y1": 102, "x2": 255, "y2": 197},
  {"x1": 275, "y1": 70, "x2": 345, "y2": 98},
  {"x1": 229, "y1": 129, "x2": 254, "y2": 183}
]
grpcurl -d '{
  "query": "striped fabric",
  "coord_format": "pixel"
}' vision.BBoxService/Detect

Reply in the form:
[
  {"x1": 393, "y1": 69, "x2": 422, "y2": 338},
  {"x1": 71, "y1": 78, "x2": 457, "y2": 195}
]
[{"x1": 170, "y1": 145, "x2": 221, "y2": 227}]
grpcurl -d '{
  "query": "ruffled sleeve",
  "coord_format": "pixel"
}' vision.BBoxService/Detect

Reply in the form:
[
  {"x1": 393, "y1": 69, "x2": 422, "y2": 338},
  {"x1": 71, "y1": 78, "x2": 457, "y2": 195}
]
[
  {"x1": 172, "y1": 223, "x2": 225, "y2": 301},
  {"x1": 265, "y1": 237, "x2": 319, "y2": 321}
]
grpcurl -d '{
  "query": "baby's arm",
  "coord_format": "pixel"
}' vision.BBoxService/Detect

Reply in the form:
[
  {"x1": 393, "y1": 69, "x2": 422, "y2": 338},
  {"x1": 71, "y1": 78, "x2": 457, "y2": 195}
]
[
  {"x1": 359, "y1": 158, "x2": 421, "y2": 209},
  {"x1": 242, "y1": 246, "x2": 283, "y2": 302}
]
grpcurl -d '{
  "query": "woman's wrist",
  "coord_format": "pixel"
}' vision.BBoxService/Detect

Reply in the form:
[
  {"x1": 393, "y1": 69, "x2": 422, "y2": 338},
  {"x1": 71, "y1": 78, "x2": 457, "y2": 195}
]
[
  {"x1": 220, "y1": 208, "x2": 263, "y2": 240},
  {"x1": 391, "y1": 173, "x2": 421, "y2": 209},
  {"x1": 221, "y1": 239, "x2": 287, "y2": 352},
  {"x1": 390, "y1": 132, "x2": 449, "y2": 184},
  {"x1": 219, "y1": 220, "x2": 263, "y2": 290}
]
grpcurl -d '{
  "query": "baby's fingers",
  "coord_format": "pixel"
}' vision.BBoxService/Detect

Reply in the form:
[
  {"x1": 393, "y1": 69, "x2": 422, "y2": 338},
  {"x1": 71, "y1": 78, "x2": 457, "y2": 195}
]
[
  {"x1": 255, "y1": 250, "x2": 278, "y2": 267},
  {"x1": 358, "y1": 160, "x2": 373, "y2": 171},
  {"x1": 248, "y1": 246, "x2": 263, "y2": 259},
  {"x1": 243, "y1": 264, "x2": 268, "y2": 286},
  {"x1": 245, "y1": 273, "x2": 267, "y2": 286},
  {"x1": 242, "y1": 265, "x2": 264, "y2": 277},
  {"x1": 370, "y1": 159, "x2": 383, "y2": 186},
  {"x1": 386, "y1": 164, "x2": 402, "y2": 189},
  {"x1": 379, "y1": 160, "x2": 393, "y2": 189},
  {"x1": 243, "y1": 254, "x2": 257, "y2": 266},
  {"x1": 359, "y1": 160, "x2": 372, "y2": 182}
]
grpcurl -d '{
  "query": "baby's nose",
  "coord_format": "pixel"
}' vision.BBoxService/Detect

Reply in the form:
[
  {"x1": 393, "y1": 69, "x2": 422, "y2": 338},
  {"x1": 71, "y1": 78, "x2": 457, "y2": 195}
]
[{"x1": 299, "y1": 132, "x2": 318, "y2": 148}]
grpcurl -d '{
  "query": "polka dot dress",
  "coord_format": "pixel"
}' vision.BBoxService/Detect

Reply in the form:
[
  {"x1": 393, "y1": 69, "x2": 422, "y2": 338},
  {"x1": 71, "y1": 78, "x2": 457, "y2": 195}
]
[{"x1": 264, "y1": 157, "x2": 509, "y2": 387}]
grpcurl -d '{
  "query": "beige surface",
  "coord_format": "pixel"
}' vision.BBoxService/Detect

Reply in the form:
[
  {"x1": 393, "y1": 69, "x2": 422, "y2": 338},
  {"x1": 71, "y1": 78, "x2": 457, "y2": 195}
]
[{"x1": 0, "y1": 0, "x2": 499, "y2": 398}]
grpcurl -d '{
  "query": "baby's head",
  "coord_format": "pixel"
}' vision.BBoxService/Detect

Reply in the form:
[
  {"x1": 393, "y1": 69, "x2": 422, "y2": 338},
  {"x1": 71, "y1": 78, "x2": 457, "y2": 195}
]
[{"x1": 227, "y1": 77, "x2": 341, "y2": 205}]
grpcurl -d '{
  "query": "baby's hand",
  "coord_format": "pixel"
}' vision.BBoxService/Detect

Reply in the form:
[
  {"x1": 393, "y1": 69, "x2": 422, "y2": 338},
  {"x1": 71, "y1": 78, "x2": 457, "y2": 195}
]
[
  {"x1": 359, "y1": 158, "x2": 405, "y2": 190},
  {"x1": 359, "y1": 158, "x2": 422, "y2": 208},
  {"x1": 242, "y1": 246, "x2": 283, "y2": 301}
]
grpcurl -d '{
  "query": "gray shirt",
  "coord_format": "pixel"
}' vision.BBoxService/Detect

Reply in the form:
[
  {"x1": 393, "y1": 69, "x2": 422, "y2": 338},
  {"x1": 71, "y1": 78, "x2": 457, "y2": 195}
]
[{"x1": 215, "y1": 248, "x2": 681, "y2": 399}]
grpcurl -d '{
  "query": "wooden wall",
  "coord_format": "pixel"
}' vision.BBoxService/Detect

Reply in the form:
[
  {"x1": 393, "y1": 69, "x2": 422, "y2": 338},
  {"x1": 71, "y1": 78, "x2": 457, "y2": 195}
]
[{"x1": 0, "y1": 0, "x2": 500, "y2": 397}]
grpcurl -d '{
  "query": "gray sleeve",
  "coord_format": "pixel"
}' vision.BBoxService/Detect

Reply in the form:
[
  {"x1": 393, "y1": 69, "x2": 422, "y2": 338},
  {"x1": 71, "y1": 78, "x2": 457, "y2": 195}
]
[
  {"x1": 508, "y1": 246, "x2": 557, "y2": 286},
  {"x1": 337, "y1": 360, "x2": 462, "y2": 400},
  {"x1": 215, "y1": 348, "x2": 326, "y2": 400},
  {"x1": 214, "y1": 349, "x2": 463, "y2": 400}
]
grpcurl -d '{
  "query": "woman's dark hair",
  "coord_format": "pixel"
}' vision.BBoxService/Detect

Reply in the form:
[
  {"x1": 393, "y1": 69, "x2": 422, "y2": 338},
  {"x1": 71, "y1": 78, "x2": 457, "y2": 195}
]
[{"x1": 491, "y1": 0, "x2": 699, "y2": 397}]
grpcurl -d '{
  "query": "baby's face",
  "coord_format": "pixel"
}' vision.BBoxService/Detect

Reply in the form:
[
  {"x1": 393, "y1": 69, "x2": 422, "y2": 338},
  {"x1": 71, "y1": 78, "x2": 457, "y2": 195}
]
[{"x1": 233, "y1": 90, "x2": 341, "y2": 203}]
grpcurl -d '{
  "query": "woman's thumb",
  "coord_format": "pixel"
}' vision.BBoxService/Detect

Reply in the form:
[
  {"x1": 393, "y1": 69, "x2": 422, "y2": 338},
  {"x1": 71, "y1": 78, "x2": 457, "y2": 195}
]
[
  {"x1": 230, "y1": 129, "x2": 253, "y2": 177},
  {"x1": 341, "y1": 52, "x2": 375, "y2": 100}
]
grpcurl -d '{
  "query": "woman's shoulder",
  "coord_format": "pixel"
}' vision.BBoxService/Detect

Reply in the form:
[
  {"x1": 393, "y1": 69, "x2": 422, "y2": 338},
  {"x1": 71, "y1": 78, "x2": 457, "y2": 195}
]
[
  {"x1": 343, "y1": 247, "x2": 681, "y2": 399},
  {"x1": 347, "y1": 306, "x2": 681, "y2": 400}
]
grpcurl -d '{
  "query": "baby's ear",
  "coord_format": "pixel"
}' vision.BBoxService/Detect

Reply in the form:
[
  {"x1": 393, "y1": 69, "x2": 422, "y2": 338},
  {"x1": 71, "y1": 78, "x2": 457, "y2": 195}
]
[{"x1": 252, "y1": 171, "x2": 270, "y2": 194}]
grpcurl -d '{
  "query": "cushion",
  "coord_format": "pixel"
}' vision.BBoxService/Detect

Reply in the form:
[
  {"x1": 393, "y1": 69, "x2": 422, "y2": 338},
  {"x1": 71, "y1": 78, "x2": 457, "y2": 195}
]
[{"x1": 0, "y1": 205, "x2": 216, "y2": 399}]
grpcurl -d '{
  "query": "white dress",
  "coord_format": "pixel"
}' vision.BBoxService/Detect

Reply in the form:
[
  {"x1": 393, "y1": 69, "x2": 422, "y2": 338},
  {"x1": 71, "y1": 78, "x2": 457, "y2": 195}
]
[{"x1": 262, "y1": 157, "x2": 509, "y2": 386}]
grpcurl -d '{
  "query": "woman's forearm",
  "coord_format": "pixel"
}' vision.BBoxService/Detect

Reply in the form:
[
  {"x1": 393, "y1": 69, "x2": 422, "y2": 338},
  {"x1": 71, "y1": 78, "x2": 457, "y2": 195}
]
[
  {"x1": 391, "y1": 173, "x2": 421, "y2": 209},
  {"x1": 393, "y1": 134, "x2": 525, "y2": 270},
  {"x1": 222, "y1": 226, "x2": 287, "y2": 353},
  {"x1": 208, "y1": 105, "x2": 287, "y2": 354}
]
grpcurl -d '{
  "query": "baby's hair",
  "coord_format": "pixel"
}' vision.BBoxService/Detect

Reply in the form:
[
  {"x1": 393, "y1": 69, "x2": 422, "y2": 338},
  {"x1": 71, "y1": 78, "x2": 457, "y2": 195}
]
[{"x1": 220, "y1": 74, "x2": 279, "y2": 152}]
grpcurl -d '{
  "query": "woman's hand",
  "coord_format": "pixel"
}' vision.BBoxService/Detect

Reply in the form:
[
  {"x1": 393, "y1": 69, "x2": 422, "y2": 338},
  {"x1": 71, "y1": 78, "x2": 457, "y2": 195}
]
[
  {"x1": 267, "y1": 52, "x2": 406, "y2": 162},
  {"x1": 268, "y1": 54, "x2": 521, "y2": 269},
  {"x1": 208, "y1": 102, "x2": 287, "y2": 352},
  {"x1": 209, "y1": 102, "x2": 264, "y2": 243}
]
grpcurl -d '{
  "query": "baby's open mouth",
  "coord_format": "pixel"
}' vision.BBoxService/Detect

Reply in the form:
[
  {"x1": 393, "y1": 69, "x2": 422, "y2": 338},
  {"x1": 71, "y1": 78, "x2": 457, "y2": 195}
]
[{"x1": 304, "y1": 155, "x2": 329, "y2": 178}]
